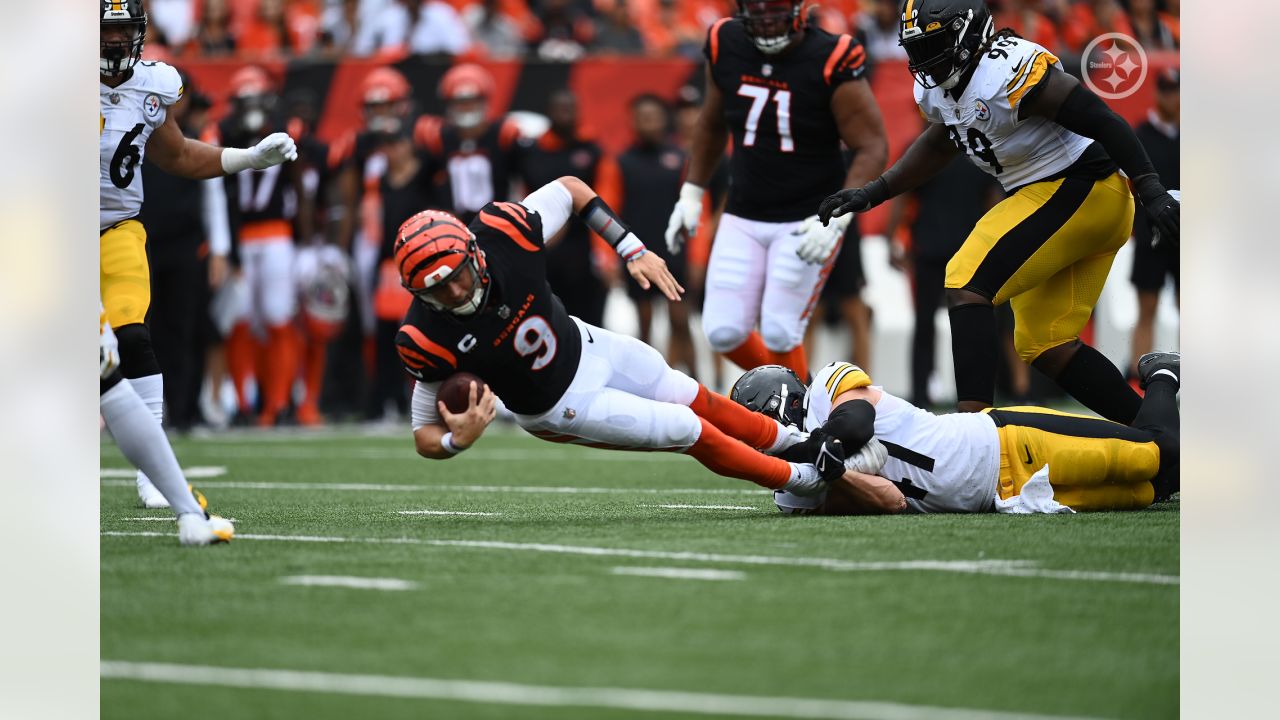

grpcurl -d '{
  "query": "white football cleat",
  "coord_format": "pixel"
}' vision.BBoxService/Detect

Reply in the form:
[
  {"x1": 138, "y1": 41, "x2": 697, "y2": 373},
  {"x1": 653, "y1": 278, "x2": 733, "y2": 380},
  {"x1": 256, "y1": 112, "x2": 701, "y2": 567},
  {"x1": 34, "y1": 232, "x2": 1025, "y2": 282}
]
[
  {"x1": 178, "y1": 513, "x2": 235, "y2": 546},
  {"x1": 137, "y1": 475, "x2": 170, "y2": 509}
]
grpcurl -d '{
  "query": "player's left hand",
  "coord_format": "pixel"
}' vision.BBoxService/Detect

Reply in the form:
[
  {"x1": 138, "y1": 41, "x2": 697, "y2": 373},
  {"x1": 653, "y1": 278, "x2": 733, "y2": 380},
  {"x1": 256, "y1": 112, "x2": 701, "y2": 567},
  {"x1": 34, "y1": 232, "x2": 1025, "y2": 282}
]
[
  {"x1": 437, "y1": 381, "x2": 497, "y2": 449},
  {"x1": 249, "y1": 132, "x2": 299, "y2": 169},
  {"x1": 793, "y1": 213, "x2": 849, "y2": 264},
  {"x1": 627, "y1": 250, "x2": 685, "y2": 303},
  {"x1": 1133, "y1": 176, "x2": 1179, "y2": 249},
  {"x1": 100, "y1": 313, "x2": 120, "y2": 380}
]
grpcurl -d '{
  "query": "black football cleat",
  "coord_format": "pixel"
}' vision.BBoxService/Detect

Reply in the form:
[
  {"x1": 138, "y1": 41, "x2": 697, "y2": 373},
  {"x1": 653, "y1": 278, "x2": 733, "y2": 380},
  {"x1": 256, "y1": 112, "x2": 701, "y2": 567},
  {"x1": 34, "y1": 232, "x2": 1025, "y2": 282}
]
[{"x1": 1137, "y1": 351, "x2": 1180, "y2": 391}]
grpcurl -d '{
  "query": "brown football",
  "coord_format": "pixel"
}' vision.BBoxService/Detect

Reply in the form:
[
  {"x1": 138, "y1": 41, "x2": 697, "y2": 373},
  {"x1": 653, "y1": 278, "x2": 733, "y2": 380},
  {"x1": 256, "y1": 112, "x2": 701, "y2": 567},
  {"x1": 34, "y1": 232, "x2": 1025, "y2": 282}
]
[{"x1": 438, "y1": 372, "x2": 484, "y2": 414}]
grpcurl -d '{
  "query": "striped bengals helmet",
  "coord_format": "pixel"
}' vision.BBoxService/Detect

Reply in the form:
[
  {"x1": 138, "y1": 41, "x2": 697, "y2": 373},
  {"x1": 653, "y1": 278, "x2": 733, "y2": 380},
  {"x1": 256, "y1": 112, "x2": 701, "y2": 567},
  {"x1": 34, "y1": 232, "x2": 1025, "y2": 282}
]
[{"x1": 394, "y1": 210, "x2": 490, "y2": 316}]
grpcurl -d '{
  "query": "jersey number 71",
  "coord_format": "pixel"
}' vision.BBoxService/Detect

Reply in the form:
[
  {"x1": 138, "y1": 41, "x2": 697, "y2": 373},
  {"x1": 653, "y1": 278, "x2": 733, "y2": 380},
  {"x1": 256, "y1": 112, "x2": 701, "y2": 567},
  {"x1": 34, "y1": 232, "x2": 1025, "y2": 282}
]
[{"x1": 737, "y1": 84, "x2": 794, "y2": 153}]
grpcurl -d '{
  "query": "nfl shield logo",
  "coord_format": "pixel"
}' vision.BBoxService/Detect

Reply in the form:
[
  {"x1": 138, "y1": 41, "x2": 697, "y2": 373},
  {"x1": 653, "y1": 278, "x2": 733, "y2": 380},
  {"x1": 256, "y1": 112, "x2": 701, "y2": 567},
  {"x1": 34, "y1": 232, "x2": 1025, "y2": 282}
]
[{"x1": 762, "y1": 64, "x2": 773, "y2": 77}]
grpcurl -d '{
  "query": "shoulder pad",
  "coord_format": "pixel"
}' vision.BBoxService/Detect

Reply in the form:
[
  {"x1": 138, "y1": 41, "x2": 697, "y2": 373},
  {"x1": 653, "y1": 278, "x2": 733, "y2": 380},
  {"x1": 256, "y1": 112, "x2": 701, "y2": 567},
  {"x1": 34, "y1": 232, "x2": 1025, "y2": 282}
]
[
  {"x1": 139, "y1": 61, "x2": 184, "y2": 106},
  {"x1": 705, "y1": 17, "x2": 734, "y2": 64},
  {"x1": 822, "y1": 34, "x2": 867, "y2": 85},
  {"x1": 396, "y1": 324, "x2": 457, "y2": 380},
  {"x1": 1003, "y1": 42, "x2": 1060, "y2": 111},
  {"x1": 818, "y1": 362, "x2": 872, "y2": 400},
  {"x1": 476, "y1": 201, "x2": 543, "y2": 253}
]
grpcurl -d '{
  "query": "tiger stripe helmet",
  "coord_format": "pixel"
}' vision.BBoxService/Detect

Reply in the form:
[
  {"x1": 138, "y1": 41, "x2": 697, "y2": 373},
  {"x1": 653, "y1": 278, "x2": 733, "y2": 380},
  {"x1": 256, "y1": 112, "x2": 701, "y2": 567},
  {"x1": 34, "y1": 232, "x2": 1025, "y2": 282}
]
[{"x1": 394, "y1": 210, "x2": 490, "y2": 316}]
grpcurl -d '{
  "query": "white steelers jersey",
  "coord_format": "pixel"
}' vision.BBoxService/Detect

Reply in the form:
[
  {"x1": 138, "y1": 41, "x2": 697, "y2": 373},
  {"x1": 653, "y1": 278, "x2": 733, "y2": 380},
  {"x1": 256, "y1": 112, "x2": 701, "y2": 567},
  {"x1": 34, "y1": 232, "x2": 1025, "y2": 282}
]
[
  {"x1": 777, "y1": 361, "x2": 1002, "y2": 514},
  {"x1": 100, "y1": 60, "x2": 184, "y2": 231},
  {"x1": 914, "y1": 37, "x2": 1094, "y2": 191}
]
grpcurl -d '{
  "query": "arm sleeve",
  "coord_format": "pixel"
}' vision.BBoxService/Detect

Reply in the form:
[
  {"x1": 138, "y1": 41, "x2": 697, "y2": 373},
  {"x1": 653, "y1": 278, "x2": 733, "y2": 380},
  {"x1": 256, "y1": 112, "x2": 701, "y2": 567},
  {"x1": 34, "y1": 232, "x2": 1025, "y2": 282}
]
[
  {"x1": 824, "y1": 399, "x2": 876, "y2": 451},
  {"x1": 520, "y1": 180, "x2": 574, "y2": 243},
  {"x1": 1053, "y1": 81, "x2": 1158, "y2": 180},
  {"x1": 410, "y1": 381, "x2": 443, "y2": 430},
  {"x1": 202, "y1": 176, "x2": 231, "y2": 256}
]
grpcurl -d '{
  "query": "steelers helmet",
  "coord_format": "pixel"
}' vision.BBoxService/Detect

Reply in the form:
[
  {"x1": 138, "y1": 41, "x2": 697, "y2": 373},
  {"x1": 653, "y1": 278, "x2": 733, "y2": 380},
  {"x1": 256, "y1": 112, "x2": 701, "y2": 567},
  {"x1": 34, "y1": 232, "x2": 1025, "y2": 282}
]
[
  {"x1": 899, "y1": 0, "x2": 994, "y2": 90},
  {"x1": 101, "y1": 0, "x2": 147, "y2": 77},
  {"x1": 730, "y1": 365, "x2": 807, "y2": 428}
]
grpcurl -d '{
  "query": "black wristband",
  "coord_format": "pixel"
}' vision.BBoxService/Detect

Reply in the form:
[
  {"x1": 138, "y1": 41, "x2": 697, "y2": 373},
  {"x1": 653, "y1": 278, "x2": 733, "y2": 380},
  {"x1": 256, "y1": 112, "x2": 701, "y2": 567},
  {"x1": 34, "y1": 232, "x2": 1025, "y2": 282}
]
[
  {"x1": 579, "y1": 197, "x2": 631, "y2": 248},
  {"x1": 1130, "y1": 173, "x2": 1168, "y2": 206}
]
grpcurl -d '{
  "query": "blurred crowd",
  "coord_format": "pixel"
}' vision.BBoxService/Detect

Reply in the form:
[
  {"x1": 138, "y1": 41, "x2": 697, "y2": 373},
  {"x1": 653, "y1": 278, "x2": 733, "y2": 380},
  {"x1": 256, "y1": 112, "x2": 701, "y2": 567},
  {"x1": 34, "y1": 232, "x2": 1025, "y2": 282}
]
[{"x1": 143, "y1": 0, "x2": 1178, "y2": 64}]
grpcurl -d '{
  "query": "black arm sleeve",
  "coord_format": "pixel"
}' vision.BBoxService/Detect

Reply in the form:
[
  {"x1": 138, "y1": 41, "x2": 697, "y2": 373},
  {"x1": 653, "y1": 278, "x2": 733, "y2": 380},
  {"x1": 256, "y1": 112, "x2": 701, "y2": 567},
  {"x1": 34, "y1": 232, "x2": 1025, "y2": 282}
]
[
  {"x1": 824, "y1": 399, "x2": 876, "y2": 451},
  {"x1": 1054, "y1": 83, "x2": 1157, "y2": 181}
]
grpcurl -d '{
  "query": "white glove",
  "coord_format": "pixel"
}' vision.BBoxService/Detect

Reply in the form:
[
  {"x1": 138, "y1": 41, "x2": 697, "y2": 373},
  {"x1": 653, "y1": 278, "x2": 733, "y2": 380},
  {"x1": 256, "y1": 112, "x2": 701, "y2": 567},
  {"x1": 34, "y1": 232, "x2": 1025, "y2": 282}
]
[
  {"x1": 794, "y1": 213, "x2": 850, "y2": 264},
  {"x1": 844, "y1": 437, "x2": 888, "y2": 475},
  {"x1": 100, "y1": 310, "x2": 120, "y2": 380},
  {"x1": 664, "y1": 183, "x2": 704, "y2": 255},
  {"x1": 221, "y1": 132, "x2": 299, "y2": 174}
]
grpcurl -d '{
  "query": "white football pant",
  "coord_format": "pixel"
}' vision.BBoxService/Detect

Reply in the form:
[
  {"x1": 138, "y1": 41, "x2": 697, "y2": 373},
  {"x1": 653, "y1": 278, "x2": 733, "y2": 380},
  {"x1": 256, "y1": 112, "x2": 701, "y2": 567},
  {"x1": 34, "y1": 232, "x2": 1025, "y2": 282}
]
[{"x1": 237, "y1": 238, "x2": 296, "y2": 333}]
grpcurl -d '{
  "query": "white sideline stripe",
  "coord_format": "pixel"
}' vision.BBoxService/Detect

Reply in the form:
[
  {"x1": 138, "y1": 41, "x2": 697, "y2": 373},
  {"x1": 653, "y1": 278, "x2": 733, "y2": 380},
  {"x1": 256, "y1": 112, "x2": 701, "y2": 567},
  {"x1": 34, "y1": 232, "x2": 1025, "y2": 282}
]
[
  {"x1": 101, "y1": 466, "x2": 227, "y2": 478},
  {"x1": 112, "y1": 446, "x2": 689, "y2": 462},
  {"x1": 279, "y1": 575, "x2": 417, "y2": 591},
  {"x1": 611, "y1": 567, "x2": 745, "y2": 581},
  {"x1": 101, "y1": 479, "x2": 761, "y2": 496},
  {"x1": 649, "y1": 504, "x2": 758, "y2": 511},
  {"x1": 100, "y1": 661, "x2": 1101, "y2": 720},
  {"x1": 99, "y1": 532, "x2": 1178, "y2": 585},
  {"x1": 397, "y1": 510, "x2": 502, "y2": 517},
  {"x1": 123, "y1": 517, "x2": 175, "y2": 522}
]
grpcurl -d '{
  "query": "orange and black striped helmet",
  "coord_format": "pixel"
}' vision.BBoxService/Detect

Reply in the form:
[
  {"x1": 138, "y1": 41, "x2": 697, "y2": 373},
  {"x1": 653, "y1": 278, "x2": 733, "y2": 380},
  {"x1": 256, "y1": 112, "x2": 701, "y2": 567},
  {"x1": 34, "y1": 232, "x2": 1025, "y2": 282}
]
[{"x1": 393, "y1": 210, "x2": 490, "y2": 316}]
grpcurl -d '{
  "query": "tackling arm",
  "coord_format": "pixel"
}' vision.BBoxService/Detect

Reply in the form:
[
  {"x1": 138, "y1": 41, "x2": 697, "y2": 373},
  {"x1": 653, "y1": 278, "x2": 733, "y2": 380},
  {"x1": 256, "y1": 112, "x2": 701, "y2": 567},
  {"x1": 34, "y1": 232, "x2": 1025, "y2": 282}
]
[
  {"x1": 818, "y1": 122, "x2": 959, "y2": 224},
  {"x1": 148, "y1": 112, "x2": 298, "y2": 180},
  {"x1": 823, "y1": 469, "x2": 908, "y2": 515}
]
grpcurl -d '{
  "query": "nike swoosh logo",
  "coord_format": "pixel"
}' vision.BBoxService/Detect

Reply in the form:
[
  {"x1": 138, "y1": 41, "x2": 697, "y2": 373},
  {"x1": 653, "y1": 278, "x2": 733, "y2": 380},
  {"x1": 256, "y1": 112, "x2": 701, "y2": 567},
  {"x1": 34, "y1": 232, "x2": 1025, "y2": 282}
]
[
  {"x1": 585, "y1": 327, "x2": 594, "y2": 343},
  {"x1": 1022, "y1": 444, "x2": 1033, "y2": 465}
]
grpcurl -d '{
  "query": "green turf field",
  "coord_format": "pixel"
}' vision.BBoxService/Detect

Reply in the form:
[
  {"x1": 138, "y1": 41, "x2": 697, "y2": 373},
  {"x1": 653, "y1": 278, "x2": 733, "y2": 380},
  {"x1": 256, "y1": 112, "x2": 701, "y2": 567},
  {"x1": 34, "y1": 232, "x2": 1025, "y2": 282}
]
[{"x1": 101, "y1": 425, "x2": 1178, "y2": 720}]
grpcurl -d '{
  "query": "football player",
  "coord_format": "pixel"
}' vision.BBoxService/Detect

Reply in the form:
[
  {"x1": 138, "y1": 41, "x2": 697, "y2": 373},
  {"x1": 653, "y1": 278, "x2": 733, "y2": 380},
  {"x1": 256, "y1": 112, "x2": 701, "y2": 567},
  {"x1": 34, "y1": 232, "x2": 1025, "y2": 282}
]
[
  {"x1": 416, "y1": 63, "x2": 525, "y2": 225},
  {"x1": 101, "y1": 0, "x2": 296, "y2": 506},
  {"x1": 818, "y1": 0, "x2": 1180, "y2": 425},
  {"x1": 212, "y1": 66, "x2": 305, "y2": 427},
  {"x1": 735, "y1": 353, "x2": 1180, "y2": 515},
  {"x1": 666, "y1": 0, "x2": 888, "y2": 379},
  {"x1": 101, "y1": 307, "x2": 234, "y2": 545},
  {"x1": 395, "y1": 178, "x2": 847, "y2": 496}
]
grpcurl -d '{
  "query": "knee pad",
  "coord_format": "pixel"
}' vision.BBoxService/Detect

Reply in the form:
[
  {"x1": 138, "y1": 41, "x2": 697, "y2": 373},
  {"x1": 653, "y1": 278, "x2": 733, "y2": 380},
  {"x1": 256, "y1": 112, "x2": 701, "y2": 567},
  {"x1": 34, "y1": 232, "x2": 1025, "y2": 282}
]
[
  {"x1": 113, "y1": 323, "x2": 161, "y2": 378},
  {"x1": 760, "y1": 321, "x2": 800, "y2": 353},
  {"x1": 706, "y1": 325, "x2": 750, "y2": 354}
]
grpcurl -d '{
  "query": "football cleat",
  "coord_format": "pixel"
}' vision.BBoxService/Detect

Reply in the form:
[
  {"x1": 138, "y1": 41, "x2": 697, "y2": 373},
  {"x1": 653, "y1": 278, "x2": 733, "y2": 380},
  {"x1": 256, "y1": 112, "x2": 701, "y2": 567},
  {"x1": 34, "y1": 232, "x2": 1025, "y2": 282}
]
[
  {"x1": 1137, "y1": 351, "x2": 1180, "y2": 391},
  {"x1": 137, "y1": 476, "x2": 170, "y2": 509},
  {"x1": 178, "y1": 513, "x2": 235, "y2": 546}
]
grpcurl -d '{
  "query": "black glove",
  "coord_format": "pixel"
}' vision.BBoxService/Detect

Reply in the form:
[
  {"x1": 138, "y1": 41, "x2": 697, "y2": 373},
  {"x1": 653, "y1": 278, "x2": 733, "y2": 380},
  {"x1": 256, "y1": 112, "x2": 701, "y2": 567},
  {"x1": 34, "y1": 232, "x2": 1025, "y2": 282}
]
[
  {"x1": 818, "y1": 176, "x2": 890, "y2": 226},
  {"x1": 1132, "y1": 174, "x2": 1180, "y2": 249},
  {"x1": 814, "y1": 435, "x2": 847, "y2": 484}
]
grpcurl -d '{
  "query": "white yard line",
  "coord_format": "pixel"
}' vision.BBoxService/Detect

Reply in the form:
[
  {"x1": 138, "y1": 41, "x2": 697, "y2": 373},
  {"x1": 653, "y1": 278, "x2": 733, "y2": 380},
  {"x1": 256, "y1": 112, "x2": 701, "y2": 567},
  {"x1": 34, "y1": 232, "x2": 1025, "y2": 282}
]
[
  {"x1": 121, "y1": 517, "x2": 175, "y2": 522},
  {"x1": 100, "y1": 479, "x2": 761, "y2": 495},
  {"x1": 100, "y1": 660, "x2": 1102, "y2": 720},
  {"x1": 648, "y1": 504, "x2": 759, "y2": 511},
  {"x1": 100, "y1": 531, "x2": 1178, "y2": 585},
  {"x1": 611, "y1": 567, "x2": 746, "y2": 581},
  {"x1": 397, "y1": 510, "x2": 502, "y2": 517},
  {"x1": 279, "y1": 576, "x2": 417, "y2": 591},
  {"x1": 101, "y1": 466, "x2": 227, "y2": 478},
  {"x1": 106, "y1": 446, "x2": 689, "y2": 462}
]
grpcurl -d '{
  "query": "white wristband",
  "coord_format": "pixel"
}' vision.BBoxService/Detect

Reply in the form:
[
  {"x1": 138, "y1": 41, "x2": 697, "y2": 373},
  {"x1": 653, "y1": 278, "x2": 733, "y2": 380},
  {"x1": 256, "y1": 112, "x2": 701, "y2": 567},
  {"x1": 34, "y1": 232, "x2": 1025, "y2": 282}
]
[
  {"x1": 679, "y1": 182, "x2": 705, "y2": 204},
  {"x1": 440, "y1": 432, "x2": 465, "y2": 455},
  {"x1": 220, "y1": 147, "x2": 255, "y2": 175},
  {"x1": 615, "y1": 233, "x2": 646, "y2": 261}
]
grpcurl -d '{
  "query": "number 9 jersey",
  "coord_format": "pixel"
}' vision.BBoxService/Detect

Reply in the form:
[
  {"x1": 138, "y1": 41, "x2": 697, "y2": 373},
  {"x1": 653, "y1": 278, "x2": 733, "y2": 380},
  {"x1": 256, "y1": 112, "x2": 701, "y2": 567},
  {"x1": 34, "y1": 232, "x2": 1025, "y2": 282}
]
[
  {"x1": 914, "y1": 37, "x2": 1096, "y2": 191},
  {"x1": 100, "y1": 60, "x2": 184, "y2": 231}
]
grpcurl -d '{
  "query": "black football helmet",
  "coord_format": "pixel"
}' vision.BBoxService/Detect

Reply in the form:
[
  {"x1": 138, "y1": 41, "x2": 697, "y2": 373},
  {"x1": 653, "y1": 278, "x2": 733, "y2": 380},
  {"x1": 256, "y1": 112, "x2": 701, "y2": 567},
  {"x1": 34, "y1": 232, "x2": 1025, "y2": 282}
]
[
  {"x1": 101, "y1": 0, "x2": 147, "y2": 77},
  {"x1": 730, "y1": 365, "x2": 807, "y2": 428},
  {"x1": 737, "y1": 0, "x2": 804, "y2": 55},
  {"x1": 898, "y1": 0, "x2": 994, "y2": 90}
]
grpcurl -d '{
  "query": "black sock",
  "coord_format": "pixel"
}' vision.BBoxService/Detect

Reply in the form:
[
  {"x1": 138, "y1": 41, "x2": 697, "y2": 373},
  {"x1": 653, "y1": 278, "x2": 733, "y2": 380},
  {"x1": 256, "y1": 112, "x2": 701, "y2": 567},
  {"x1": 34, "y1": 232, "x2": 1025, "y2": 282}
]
[
  {"x1": 1133, "y1": 376, "x2": 1178, "y2": 433},
  {"x1": 948, "y1": 303, "x2": 998, "y2": 406},
  {"x1": 1052, "y1": 343, "x2": 1142, "y2": 424}
]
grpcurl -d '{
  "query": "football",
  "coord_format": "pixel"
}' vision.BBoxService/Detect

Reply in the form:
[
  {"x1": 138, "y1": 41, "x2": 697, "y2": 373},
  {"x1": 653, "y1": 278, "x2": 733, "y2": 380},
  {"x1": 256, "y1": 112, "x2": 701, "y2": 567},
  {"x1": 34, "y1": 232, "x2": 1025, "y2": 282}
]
[{"x1": 438, "y1": 372, "x2": 485, "y2": 414}]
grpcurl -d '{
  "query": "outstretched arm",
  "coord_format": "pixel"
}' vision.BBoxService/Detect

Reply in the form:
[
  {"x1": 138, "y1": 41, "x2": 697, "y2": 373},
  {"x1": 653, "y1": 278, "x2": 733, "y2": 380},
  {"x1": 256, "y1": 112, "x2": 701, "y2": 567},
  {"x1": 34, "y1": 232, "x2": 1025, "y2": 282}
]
[
  {"x1": 819, "y1": 122, "x2": 959, "y2": 225},
  {"x1": 148, "y1": 112, "x2": 298, "y2": 179}
]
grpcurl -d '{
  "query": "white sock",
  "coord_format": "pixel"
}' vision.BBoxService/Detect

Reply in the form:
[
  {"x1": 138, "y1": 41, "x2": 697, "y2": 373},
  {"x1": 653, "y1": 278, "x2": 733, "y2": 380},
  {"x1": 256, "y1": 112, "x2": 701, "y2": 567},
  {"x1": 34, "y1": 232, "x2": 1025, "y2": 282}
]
[
  {"x1": 127, "y1": 374, "x2": 164, "y2": 489},
  {"x1": 766, "y1": 421, "x2": 803, "y2": 454},
  {"x1": 101, "y1": 382, "x2": 204, "y2": 517}
]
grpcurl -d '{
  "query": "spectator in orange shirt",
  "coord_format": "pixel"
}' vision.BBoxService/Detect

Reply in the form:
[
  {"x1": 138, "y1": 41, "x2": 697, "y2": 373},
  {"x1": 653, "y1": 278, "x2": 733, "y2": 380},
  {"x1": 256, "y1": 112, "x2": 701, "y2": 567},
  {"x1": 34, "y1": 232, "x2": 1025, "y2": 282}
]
[
  {"x1": 994, "y1": 0, "x2": 1061, "y2": 54},
  {"x1": 1057, "y1": 0, "x2": 1133, "y2": 54},
  {"x1": 1129, "y1": 0, "x2": 1178, "y2": 50},
  {"x1": 238, "y1": 0, "x2": 290, "y2": 56},
  {"x1": 193, "y1": 0, "x2": 238, "y2": 56}
]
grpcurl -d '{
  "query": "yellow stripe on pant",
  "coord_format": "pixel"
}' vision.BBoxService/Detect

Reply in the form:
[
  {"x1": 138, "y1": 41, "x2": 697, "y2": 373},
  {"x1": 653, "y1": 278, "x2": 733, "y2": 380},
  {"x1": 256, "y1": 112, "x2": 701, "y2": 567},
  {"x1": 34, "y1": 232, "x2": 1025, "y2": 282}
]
[
  {"x1": 988, "y1": 406, "x2": 1157, "y2": 512},
  {"x1": 101, "y1": 219, "x2": 151, "y2": 327},
  {"x1": 945, "y1": 171, "x2": 1135, "y2": 363}
]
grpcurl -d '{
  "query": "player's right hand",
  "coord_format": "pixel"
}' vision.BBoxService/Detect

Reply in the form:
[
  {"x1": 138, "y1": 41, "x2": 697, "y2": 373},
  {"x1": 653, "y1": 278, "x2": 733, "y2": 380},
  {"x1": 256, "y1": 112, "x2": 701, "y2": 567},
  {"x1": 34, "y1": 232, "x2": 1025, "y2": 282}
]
[
  {"x1": 437, "y1": 381, "x2": 497, "y2": 449},
  {"x1": 249, "y1": 132, "x2": 299, "y2": 169},
  {"x1": 1133, "y1": 175, "x2": 1179, "y2": 249},
  {"x1": 818, "y1": 177, "x2": 890, "y2": 225},
  {"x1": 664, "y1": 183, "x2": 705, "y2": 255},
  {"x1": 100, "y1": 309, "x2": 120, "y2": 380}
]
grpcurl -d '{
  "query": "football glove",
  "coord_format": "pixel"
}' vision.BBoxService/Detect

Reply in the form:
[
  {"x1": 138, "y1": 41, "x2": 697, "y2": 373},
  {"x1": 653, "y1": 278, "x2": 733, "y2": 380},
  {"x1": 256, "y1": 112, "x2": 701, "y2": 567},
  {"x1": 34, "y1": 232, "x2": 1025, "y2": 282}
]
[
  {"x1": 817, "y1": 177, "x2": 890, "y2": 226},
  {"x1": 1133, "y1": 175, "x2": 1179, "y2": 249},
  {"x1": 844, "y1": 437, "x2": 888, "y2": 475},
  {"x1": 100, "y1": 309, "x2": 120, "y2": 380},
  {"x1": 814, "y1": 435, "x2": 847, "y2": 484},
  {"x1": 794, "y1": 213, "x2": 850, "y2": 264},
  {"x1": 221, "y1": 132, "x2": 299, "y2": 174},
  {"x1": 664, "y1": 183, "x2": 704, "y2": 255}
]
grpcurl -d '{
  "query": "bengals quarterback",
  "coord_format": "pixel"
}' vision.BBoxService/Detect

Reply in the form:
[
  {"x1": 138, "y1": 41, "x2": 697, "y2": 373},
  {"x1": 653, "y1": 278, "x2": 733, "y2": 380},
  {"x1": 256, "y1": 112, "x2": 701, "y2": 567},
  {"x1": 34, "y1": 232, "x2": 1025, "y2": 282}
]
[
  {"x1": 819, "y1": 0, "x2": 1180, "y2": 425},
  {"x1": 666, "y1": 0, "x2": 888, "y2": 380},
  {"x1": 101, "y1": 0, "x2": 296, "y2": 507},
  {"x1": 736, "y1": 353, "x2": 1180, "y2": 516},
  {"x1": 393, "y1": 179, "x2": 846, "y2": 496}
]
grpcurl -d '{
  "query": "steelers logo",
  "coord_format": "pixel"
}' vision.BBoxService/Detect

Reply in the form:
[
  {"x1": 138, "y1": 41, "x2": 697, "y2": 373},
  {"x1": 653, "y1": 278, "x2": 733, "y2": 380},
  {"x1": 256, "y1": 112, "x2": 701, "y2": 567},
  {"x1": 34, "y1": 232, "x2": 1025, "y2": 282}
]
[
  {"x1": 143, "y1": 93, "x2": 161, "y2": 118},
  {"x1": 1080, "y1": 33, "x2": 1148, "y2": 101}
]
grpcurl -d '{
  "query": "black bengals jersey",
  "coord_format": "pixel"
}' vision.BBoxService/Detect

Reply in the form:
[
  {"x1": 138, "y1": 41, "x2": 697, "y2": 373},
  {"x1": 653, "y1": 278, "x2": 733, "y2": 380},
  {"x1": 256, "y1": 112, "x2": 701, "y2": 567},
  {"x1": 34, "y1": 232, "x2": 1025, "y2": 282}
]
[
  {"x1": 216, "y1": 119, "x2": 299, "y2": 227},
  {"x1": 416, "y1": 116, "x2": 524, "y2": 224},
  {"x1": 395, "y1": 201, "x2": 582, "y2": 416},
  {"x1": 705, "y1": 19, "x2": 867, "y2": 222}
]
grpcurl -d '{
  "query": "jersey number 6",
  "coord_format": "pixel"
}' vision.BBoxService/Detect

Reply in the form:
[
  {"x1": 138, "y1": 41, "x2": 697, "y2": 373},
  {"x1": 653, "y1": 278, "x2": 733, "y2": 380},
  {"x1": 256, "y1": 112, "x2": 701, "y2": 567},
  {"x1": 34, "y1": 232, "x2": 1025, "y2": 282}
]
[
  {"x1": 513, "y1": 315, "x2": 558, "y2": 371},
  {"x1": 109, "y1": 123, "x2": 145, "y2": 189}
]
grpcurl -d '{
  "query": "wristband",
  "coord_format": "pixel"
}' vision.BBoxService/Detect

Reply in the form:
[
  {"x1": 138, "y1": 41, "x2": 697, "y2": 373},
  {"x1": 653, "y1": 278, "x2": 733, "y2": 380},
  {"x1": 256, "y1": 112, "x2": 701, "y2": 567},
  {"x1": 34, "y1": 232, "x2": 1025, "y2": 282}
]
[
  {"x1": 580, "y1": 197, "x2": 633, "y2": 247},
  {"x1": 441, "y1": 432, "x2": 466, "y2": 455},
  {"x1": 220, "y1": 147, "x2": 255, "y2": 175}
]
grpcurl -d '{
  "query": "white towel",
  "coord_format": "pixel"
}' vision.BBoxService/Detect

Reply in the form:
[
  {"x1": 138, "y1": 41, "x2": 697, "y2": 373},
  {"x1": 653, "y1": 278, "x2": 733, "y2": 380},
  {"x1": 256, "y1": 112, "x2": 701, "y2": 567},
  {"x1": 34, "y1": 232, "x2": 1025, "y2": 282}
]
[{"x1": 994, "y1": 464, "x2": 1075, "y2": 514}]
